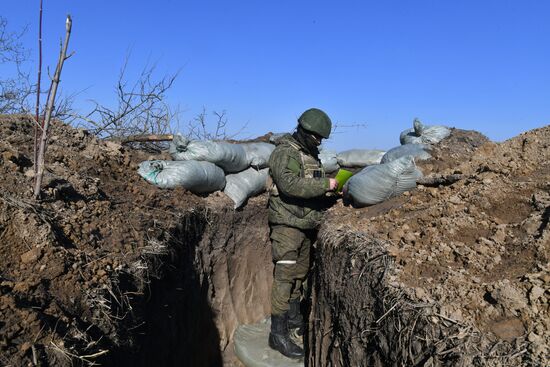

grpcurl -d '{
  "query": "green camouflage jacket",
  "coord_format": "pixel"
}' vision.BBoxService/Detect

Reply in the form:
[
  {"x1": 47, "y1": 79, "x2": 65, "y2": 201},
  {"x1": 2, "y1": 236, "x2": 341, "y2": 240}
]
[{"x1": 268, "y1": 134, "x2": 330, "y2": 229}]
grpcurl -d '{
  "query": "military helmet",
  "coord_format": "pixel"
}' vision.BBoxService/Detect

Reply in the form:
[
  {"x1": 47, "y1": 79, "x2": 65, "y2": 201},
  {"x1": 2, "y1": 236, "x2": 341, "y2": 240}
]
[{"x1": 298, "y1": 108, "x2": 332, "y2": 139}]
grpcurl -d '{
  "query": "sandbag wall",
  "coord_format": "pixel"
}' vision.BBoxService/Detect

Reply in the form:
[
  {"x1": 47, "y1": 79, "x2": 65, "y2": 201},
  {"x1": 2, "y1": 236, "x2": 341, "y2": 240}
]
[
  {"x1": 138, "y1": 120, "x2": 451, "y2": 209},
  {"x1": 138, "y1": 135, "x2": 275, "y2": 208}
]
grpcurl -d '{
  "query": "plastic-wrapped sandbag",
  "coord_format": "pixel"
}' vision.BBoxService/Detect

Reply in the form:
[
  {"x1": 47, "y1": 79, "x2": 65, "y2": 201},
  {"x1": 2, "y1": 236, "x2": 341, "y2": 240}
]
[
  {"x1": 337, "y1": 149, "x2": 386, "y2": 167},
  {"x1": 138, "y1": 160, "x2": 226, "y2": 192},
  {"x1": 224, "y1": 168, "x2": 269, "y2": 208},
  {"x1": 168, "y1": 134, "x2": 194, "y2": 158},
  {"x1": 241, "y1": 142, "x2": 275, "y2": 168},
  {"x1": 344, "y1": 155, "x2": 422, "y2": 207},
  {"x1": 381, "y1": 144, "x2": 432, "y2": 164},
  {"x1": 319, "y1": 148, "x2": 339, "y2": 173},
  {"x1": 269, "y1": 133, "x2": 286, "y2": 144},
  {"x1": 169, "y1": 134, "x2": 248, "y2": 173},
  {"x1": 400, "y1": 119, "x2": 451, "y2": 145}
]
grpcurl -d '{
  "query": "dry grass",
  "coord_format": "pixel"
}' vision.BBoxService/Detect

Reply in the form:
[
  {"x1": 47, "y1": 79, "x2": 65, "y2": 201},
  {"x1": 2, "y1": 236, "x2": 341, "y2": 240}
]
[{"x1": 316, "y1": 226, "x2": 532, "y2": 366}]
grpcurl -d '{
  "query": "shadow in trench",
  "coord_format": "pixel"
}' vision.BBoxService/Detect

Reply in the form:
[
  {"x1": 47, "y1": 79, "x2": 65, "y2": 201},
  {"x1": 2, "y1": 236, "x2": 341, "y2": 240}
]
[{"x1": 106, "y1": 213, "x2": 223, "y2": 367}]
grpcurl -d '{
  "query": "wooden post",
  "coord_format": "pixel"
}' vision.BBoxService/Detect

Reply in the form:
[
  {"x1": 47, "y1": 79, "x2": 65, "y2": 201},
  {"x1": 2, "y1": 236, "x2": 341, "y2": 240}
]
[{"x1": 118, "y1": 133, "x2": 174, "y2": 144}]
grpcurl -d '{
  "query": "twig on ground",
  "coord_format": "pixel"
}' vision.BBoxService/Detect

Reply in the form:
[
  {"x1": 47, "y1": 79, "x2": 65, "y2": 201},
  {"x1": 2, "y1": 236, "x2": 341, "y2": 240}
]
[{"x1": 375, "y1": 302, "x2": 399, "y2": 324}]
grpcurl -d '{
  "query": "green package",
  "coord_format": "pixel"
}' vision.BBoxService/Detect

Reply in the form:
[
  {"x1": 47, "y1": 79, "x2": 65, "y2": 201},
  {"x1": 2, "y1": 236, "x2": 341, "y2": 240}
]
[{"x1": 335, "y1": 169, "x2": 353, "y2": 192}]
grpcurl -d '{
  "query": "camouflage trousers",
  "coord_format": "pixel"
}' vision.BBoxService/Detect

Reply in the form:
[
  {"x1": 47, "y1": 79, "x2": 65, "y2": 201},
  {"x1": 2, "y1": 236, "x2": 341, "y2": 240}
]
[{"x1": 270, "y1": 224, "x2": 317, "y2": 315}]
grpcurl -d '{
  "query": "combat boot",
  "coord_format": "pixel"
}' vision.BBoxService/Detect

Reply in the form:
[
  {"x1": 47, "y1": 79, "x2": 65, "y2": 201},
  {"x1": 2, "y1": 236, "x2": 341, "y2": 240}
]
[
  {"x1": 288, "y1": 298, "x2": 305, "y2": 336},
  {"x1": 268, "y1": 312, "x2": 304, "y2": 359}
]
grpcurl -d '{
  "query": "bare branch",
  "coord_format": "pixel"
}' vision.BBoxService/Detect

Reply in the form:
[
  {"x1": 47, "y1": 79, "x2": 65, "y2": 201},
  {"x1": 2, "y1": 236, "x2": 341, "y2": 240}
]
[
  {"x1": 73, "y1": 53, "x2": 180, "y2": 152},
  {"x1": 0, "y1": 16, "x2": 36, "y2": 115},
  {"x1": 331, "y1": 122, "x2": 368, "y2": 135},
  {"x1": 186, "y1": 108, "x2": 248, "y2": 141}
]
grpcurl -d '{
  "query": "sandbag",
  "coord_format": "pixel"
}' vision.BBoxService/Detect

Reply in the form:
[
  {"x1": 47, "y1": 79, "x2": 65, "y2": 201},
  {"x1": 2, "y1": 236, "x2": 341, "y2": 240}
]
[
  {"x1": 344, "y1": 155, "x2": 422, "y2": 207},
  {"x1": 169, "y1": 134, "x2": 248, "y2": 173},
  {"x1": 337, "y1": 149, "x2": 386, "y2": 167},
  {"x1": 241, "y1": 142, "x2": 275, "y2": 168},
  {"x1": 138, "y1": 160, "x2": 226, "y2": 192},
  {"x1": 168, "y1": 134, "x2": 193, "y2": 158},
  {"x1": 381, "y1": 144, "x2": 432, "y2": 164},
  {"x1": 400, "y1": 119, "x2": 451, "y2": 145},
  {"x1": 269, "y1": 133, "x2": 286, "y2": 144},
  {"x1": 224, "y1": 167, "x2": 269, "y2": 208},
  {"x1": 319, "y1": 148, "x2": 339, "y2": 173}
]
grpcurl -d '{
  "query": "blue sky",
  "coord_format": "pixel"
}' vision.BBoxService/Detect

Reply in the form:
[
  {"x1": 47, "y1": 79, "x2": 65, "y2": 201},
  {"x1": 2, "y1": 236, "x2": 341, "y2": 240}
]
[{"x1": 2, "y1": 1, "x2": 549, "y2": 151}]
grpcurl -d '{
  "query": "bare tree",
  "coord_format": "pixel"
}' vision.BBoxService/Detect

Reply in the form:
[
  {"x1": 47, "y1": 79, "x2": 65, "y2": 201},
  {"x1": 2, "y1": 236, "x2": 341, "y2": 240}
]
[
  {"x1": 33, "y1": 0, "x2": 44, "y2": 173},
  {"x1": 75, "y1": 55, "x2": 180, "y2": 142},
  {"x1": 1, "y1": 16, "x2": 246, "y2": 155},
  {"x1": 0, "y1": 16, "x2": 34, "y2": 114},
  {"x1": 187, "y1": 107, "x2": 248, "y2": 141}
]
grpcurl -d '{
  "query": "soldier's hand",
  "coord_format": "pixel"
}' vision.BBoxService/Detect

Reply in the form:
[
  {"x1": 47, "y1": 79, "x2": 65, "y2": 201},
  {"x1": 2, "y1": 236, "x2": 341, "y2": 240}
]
[{"x1": 328, "y1": 178, "x2": 339, "y2": 191}]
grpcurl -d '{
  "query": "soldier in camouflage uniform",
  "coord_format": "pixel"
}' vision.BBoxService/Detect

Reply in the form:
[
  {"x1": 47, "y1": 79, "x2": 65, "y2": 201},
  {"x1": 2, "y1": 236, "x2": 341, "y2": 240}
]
[{"x1": 267, "y1": 108, "x2": 338, "y2": 359}]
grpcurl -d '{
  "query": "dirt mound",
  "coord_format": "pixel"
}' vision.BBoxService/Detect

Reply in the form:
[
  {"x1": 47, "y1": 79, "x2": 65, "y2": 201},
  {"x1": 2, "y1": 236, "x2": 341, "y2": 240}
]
[
  {"x1": 311, "y1": 126, "x2": 549, "y2": 366},
  {"x1": 0, "y1": 115, "x2": 272, "y2": 366}
]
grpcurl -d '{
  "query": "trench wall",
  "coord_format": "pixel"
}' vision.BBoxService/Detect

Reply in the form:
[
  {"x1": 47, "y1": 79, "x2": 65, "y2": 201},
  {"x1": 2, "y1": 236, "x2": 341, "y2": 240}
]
[
  {"x1": 308, "y1": 228, "x2": 393, "y2": 366},
  {"x1": 308, "y1": 226, "x2": 469, "y2": 366},
  {"x1": 107, "y1": 204, "x2": 273, "y2": 366},
  {"x1": 308, "y1": 226, "x2": 533, "y2": 367}
]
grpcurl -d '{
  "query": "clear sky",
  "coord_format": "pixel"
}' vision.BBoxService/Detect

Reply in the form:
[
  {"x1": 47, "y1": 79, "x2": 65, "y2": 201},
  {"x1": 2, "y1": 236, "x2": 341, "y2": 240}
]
[{"x1": 2, "y1": 1, "x2": 549, "y2": 151}]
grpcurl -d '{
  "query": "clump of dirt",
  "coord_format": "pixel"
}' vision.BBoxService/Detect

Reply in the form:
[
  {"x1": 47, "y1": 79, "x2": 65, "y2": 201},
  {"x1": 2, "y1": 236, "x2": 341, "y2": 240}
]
[
  {"x1": 417, "y1": 127, "x2": 489, "y2": 175},
  {"x1": 0, "y1": 115, "x2": 273, "y2": 366},
  {"x1": 310, "y1": 126, "x2": 549, "y2": 366}
]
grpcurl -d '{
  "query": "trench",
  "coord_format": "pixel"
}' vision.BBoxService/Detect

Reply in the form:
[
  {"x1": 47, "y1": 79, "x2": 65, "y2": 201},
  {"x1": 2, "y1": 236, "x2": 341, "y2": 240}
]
[
  {"x1": 102, "y1": 204, "x2": 273, "y2": 366},
  {"x1": 96, "y1": 204, "x2": 430, "y2": 367},
  {"x1": 92, "y1": 202, "x2": 491, "y2": 367}
]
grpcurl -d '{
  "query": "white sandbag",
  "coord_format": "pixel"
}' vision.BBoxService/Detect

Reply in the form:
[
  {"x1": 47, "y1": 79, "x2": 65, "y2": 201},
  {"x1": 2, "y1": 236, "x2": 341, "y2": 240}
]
[
  {"x1": 241, "y1": 142, "x2": 275, "y2": 168},
  {"x1": 319, "y1": 148, "x2": 339, "y2": 173},
  {"x1": 400, "y1": 119, "x2": 451, "y2": 145},
  {"x1": 269, "y1": 133, "x2": 286, "y2": 144},
  {"x1": 224, "y1": 168, "x2": 269, "y2": 208},
  {"x1": 337, "y1": 149, "x2": 386, "y2": 167},
  {"x1": 169, "y1": 134, "x2": 248, "y2": 173},
  {"x1": 381, "y1": 144, "x2": 432, "y2": 164},
  {"x1": 138, "y1": 160, "x2": 226, "y2": 192},
  {"x1": 168, "y1": 134, "x2": 191, "y2": 156},
  {"x1": 344, "y1": 155, "x2": 423, "y2": 207}
]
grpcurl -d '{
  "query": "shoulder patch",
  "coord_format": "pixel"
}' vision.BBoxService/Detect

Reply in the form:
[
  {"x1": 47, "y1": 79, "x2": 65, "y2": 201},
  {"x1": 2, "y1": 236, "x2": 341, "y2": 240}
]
[{"x1": 287, "y1": 156, "x2": 301, "y2": 174}]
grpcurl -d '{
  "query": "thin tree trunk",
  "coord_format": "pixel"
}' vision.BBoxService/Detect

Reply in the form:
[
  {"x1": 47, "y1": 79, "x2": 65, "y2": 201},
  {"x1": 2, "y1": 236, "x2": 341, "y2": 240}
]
[
  {"x1": 34, "y1": 15, "x2": 73, "y2": 199},
  {"x1": 33, "y1": 0, "x2": 44, "y2": 174}
]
